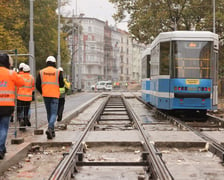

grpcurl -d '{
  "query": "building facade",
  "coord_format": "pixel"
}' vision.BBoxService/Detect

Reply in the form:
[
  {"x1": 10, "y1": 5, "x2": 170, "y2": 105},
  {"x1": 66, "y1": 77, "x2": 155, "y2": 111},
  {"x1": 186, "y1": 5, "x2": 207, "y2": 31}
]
[{"x1": 66, "y1": 16, "x2": 146, "y2": 90}]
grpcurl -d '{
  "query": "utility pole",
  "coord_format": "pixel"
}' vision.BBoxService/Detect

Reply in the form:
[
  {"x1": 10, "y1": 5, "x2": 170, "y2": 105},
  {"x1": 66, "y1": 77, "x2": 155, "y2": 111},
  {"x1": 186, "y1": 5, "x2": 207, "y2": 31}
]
[
  {"x1": 29, "y1": 0, "x2": 35, "y2": 76},
  {"x1": 213, "y1": 0, "x2": 216, "y2": 33},
  {"x1": 71, "y1": 10, "x2": 75, "y2": 92},
  {"x1": 77, "y1": 13, "x2": 84, "y2": 91},
  {"x1": 57, "y1": 0, "x2": 61, "y2": 67},
  {"x1": 77, "y1": 19, "x2": 82, "y2": 91}
]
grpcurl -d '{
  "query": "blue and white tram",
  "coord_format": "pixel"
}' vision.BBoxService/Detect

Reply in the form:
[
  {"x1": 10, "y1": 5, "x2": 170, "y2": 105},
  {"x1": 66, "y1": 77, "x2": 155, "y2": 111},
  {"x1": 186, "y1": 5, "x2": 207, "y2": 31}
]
[{"x1": 143, "y1": 31, "x2": 219, "y2": 115}]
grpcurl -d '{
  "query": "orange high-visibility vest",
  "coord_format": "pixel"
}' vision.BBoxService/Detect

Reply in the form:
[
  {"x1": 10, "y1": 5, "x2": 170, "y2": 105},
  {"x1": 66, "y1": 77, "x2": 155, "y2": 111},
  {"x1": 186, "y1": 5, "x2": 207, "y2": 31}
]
[
  {"x1": 0, "y1": 67, "x2": 25, "y2": 106},
  {"x1": 40, "y1": 66, "x2": 60, "y2": 98},
  {"x1": 17, "y1": 73, "x2": 35, "y2": 101}
]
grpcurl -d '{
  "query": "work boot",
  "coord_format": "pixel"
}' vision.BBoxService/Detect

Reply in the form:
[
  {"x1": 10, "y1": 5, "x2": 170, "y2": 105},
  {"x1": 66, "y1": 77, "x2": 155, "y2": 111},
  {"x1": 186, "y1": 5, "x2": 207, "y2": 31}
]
[
  {"x1": 57, "y1": 115, "x2": 62, "y2": 122},
  {"x1": 10, "y1": 116, "x2": 14, "y2": 122},
  {"x1": 0, "y1": 151, "x2": 5, "y2": 160},
  {"x1": 26, "y1": 120, "x2": 31, "y2": 126},
  {"x1": 52, "y1": 130, "x2": 55, "y2": 138},
  {"x1": 46, "y1": 128, "x2": 53, "y2": 139},
  {"x1": 25, "y1": 118, "x2": 31, "y2": 127}
]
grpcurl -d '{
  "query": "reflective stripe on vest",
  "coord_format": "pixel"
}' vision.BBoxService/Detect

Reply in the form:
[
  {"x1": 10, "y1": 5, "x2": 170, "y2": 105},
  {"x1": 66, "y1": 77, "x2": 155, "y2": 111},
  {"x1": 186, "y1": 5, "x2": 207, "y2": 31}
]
[
  {"x1": 0, "y1": 90, "x2": 15, "y2": 102},
  {"x1": 60, "y1": 87, "x2": 65, "y2": 94},
  {"x1": 40, "y1": 67, "x2": 60, "y2": 98}
]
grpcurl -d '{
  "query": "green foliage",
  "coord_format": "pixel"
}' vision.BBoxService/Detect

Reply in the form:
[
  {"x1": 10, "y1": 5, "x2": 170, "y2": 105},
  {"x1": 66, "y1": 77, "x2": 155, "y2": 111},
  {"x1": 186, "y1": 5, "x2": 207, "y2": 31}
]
[
  {"x1": 109, "y1": 0, "x2": 224, "y2": 43},
  {"x1": 0, "y1": 0, "x2": 70, "y2": 72},
  {"x1": 0, "y1": 0, "x2": 28, "y2": 54}
]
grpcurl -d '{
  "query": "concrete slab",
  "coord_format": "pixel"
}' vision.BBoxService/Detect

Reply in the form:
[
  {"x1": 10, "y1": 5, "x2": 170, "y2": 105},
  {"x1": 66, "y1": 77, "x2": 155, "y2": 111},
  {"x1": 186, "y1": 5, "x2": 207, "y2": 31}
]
[
  {"x1": 85, "y1": 131, "x2": 144, "y2": 143},
  {"x1": 147, "y1": 131, "x2": 206, "y2": 148},
  {"x1": 122, "y1": 92, "x2": 135, "y2": 98},
  {"x1": 32, "y1": 130, "x2": 81, "y2": 143},
  {"x1": 75, "y1": 167, "x2": 146, "y2": 180},
  {"x1": 159, "y1": 147, "x2": 224, "y2": 180},
  {"x1": 202, "y1": 131, "x2": 224, "y2": 144}
]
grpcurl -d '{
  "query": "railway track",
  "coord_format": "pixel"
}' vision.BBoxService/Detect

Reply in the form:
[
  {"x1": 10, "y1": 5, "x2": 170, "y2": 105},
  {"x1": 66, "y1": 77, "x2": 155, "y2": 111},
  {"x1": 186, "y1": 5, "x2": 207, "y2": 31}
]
[
  {"x1": 137, "y1": 96, "x2": 224, "y2": 162},
  {"x1": 2, "y1": 92, "x2": 224, "y2": 179},
  {"x1": 49, "y1": 95, "x2": 173, "y2": 180}
]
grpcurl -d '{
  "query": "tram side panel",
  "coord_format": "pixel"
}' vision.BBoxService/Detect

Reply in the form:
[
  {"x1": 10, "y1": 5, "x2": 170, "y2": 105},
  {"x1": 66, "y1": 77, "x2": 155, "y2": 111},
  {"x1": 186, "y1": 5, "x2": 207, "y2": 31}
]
[
  {"x1": 142, "y1": 79, "x2": 150, "y2": 103},
  {"x1": 150, "y1": 77, "x2": 170, "y2": 109}
]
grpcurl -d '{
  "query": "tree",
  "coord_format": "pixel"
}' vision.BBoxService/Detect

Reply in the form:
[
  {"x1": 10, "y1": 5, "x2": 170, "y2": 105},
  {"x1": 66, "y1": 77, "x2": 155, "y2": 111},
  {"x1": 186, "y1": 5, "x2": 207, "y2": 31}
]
[
  {"x1": 109, "y1": 0, "x2": 224, "y2": 80},
  {"x1": 31, "y1": 0, "x2": 70, "y2": 71},
  {"x1": 109, "y1": 0, "x2": 224, "y2": 44},
  {"x1": 0, "y1": 0, "x2": 70, "y2": 72},
  {"x1": 0, "y1": 0, "x2": 28, "y2": 54}
]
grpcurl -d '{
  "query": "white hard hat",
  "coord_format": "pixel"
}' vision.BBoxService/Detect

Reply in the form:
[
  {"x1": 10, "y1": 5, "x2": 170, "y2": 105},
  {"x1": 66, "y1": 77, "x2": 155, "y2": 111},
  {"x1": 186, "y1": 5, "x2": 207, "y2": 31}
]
[
  {"x1": 19, "y1": 62, "x2": 26, "y2": 69},
  {"x1": 23, "y1": 64, "x2": 30, "y2": 72},
  {"x1": 46, "y1": 56, "x2": 56, "y2": 63},
  {"x1": 58, "y1": 67, "x2": 63, "y2": 71}
]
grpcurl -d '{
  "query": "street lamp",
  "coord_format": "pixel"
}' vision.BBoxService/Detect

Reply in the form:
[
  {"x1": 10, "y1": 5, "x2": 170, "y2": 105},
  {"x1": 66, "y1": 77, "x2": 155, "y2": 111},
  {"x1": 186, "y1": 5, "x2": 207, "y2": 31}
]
[
  {"x1": 77, "y1": 13, "x2": 84, "y2": 91},
  {"x1": 57, "y1": 0, "x2": 61, "y2": 67},
  {"x1": 213, "y1": 0, "x2": 215, "y2": 33},
  {"x1": 71, "y1": 9, "x2": 76, "y2": 92},
  {"x1": 29, "y1": 0, "x2": 35, "y2": 76}
]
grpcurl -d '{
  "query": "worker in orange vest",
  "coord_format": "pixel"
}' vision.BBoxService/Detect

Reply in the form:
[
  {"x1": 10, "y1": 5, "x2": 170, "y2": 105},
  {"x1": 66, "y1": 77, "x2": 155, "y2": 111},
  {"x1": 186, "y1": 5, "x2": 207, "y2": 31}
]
[
  {"x1": 36, "y1": 56, "x2": 64, "y2": 139},
  {"x1": 0, "y1": 54, "x2": 25, "y2": 159},
  {"x1": 10, "y1": 62, "x2": 26, "y2": 123},
  {"x1": 17, "y1": 64, "x2": 35, "y2": 131}
]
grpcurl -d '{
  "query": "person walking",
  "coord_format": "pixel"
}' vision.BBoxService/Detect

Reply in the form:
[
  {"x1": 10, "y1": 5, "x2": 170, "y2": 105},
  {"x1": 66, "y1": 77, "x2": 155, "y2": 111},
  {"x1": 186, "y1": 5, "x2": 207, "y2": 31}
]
[
  {"x1": 10, "y1": 62, "x2": 26, "y2": 123},
  {"x1": 36, "y1": 56, "x2": 64, "y2": 139},
  {"x1": 0, "y1": 54, "x2": 25, "y2": 159},
  {"x1": 17, "y1": 64, "x2": 35, "y2": 130},
  {"x1": 57, "y1": 67, "x2": 70, "y2": 122},
  {"x1": 16, "y1": 62, "x2": 26, "y2": 124}
]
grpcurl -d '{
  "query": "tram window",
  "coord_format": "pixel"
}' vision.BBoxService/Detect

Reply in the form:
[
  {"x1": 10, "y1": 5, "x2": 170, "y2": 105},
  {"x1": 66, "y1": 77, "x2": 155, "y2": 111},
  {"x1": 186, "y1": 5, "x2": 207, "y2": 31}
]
[
  {"x1": 141, "y1": 55, "x2": 150, "y2": 79},
  {"x1": 151, "y1": 45, "x2": 159, "y2": 76},
  {"x1": 172, "y1": 41, "x2": 211, "y2": 78},
  {"x1": 160, "y1": 42, "x2": 169, "y2": 75}
]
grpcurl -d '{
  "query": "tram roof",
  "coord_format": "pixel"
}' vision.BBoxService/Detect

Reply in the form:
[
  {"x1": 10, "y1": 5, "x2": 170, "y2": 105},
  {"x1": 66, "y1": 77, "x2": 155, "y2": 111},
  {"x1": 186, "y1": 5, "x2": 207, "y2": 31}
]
[
  {"x1": 151, "y1": 31, "x2": 219, "y2": 49},
  {"x1": 141, "y1": 47, "x2": 151, "y2": 59}
]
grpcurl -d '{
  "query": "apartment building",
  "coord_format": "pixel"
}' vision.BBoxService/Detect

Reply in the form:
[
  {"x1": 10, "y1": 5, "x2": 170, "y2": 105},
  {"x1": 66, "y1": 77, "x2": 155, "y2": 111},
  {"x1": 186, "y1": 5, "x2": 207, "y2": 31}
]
[{"x1": 66, "y1": 16, "x2": 146, "y2": 90}]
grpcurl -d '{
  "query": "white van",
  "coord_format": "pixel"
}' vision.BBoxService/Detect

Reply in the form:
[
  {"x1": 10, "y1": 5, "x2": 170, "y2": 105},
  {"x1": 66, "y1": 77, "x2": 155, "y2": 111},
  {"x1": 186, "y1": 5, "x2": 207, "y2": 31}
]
[
  {"x1": 95, "y1": 81, "x2": 106, "y2": 91},
  {"x1": 93, "y1": 81, "x2": 112, "y2": 91},
  {"x1": 104, "y1": 81, "x2": 112, "y2": 91}
]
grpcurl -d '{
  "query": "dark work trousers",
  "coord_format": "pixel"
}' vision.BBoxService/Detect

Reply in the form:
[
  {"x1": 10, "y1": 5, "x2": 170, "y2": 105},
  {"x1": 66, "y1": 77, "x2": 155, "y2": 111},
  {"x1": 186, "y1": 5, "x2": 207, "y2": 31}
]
[
  {"x1": 57, "y1": 97, "x2": 65, "y2": 121},
  {"x1": 17, "y1": 100, "x2": 31, "y2": 125}
]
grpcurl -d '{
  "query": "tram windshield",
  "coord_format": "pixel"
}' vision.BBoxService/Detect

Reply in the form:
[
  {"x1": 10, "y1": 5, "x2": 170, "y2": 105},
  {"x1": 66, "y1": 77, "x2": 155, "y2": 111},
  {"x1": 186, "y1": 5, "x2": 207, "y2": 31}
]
[{"x1": 172, "y1": 41, "x2": 212, "y2": 78}]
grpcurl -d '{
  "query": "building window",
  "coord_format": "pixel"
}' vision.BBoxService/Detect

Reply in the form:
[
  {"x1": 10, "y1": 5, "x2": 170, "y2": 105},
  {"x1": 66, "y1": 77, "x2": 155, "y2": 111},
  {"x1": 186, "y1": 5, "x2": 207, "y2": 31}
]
[{"x1": 88, "y1": 26, "x2": 92, "y2": 32}]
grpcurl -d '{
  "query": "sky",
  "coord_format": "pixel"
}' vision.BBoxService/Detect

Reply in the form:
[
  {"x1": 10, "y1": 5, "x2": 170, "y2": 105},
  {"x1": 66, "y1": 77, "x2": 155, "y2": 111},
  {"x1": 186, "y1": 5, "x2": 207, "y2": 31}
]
[{"x1": 62, "y1": 0, "x2": 128, "y2": 31}]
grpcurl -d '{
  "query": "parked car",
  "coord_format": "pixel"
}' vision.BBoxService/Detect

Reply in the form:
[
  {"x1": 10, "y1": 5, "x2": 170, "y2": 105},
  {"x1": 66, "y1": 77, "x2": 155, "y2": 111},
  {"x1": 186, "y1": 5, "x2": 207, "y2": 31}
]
[
  {"x1": 104, "y1": 81, "x2": 112, "y2": 91},
  {"x1": 92, "y1": 81, "x2": 112, "y2": 91},
  {"x1": 95, "y1": 81, "x2": 106, "y2": 91}
]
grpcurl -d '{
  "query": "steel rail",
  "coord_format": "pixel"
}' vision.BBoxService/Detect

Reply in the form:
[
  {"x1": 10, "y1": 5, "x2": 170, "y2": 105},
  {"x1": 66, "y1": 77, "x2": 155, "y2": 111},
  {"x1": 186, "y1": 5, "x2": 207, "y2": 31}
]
[
  {"x1": 168, "y1": 115, "x2": 224, "y2": 162},
  {"x1": 48, "y1": 95, "x2": 110, "y2": 180},
  {"x1": 137, "y1": 95, "x2": 224, "y2": 162},
  {"x1": 123, "y1": 96, "x2": 174, "y2": 180}
]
